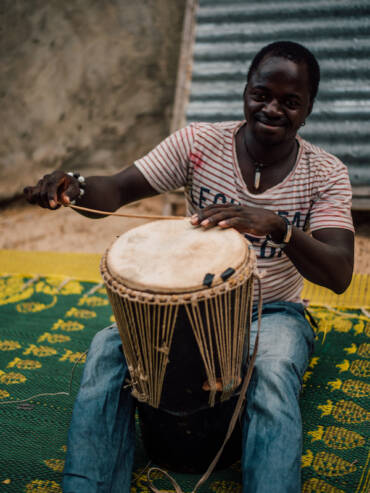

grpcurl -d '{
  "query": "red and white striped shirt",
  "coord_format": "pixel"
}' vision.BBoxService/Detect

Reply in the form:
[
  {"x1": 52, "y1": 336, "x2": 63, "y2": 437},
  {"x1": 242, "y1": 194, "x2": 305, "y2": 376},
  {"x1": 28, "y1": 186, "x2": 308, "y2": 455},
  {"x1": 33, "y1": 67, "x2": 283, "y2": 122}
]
[{"x1": 135, "y1": 121, "x2": 354, "y2": 304}]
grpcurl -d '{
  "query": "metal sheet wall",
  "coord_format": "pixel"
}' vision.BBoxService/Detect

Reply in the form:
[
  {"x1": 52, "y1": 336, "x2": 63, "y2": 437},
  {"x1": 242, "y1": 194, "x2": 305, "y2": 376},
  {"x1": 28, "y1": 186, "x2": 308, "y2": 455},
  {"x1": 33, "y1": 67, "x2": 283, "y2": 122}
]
[{"x1": 186, "y1": 0, "x2": 370, "y2": 207}]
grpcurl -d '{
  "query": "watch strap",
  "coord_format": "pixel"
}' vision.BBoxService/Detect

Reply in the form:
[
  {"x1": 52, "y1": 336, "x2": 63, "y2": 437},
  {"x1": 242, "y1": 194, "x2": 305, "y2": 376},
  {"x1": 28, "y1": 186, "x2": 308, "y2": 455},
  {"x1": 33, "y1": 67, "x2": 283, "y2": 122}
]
[{"x1": 266, "y1": 216, "x2": 292, "y2": 249}]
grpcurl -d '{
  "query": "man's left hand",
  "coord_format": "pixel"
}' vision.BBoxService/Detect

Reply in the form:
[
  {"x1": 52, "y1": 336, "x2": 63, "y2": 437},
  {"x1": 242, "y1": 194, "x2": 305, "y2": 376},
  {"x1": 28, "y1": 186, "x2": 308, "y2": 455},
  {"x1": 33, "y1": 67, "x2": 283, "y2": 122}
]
[{"x1": 190, "y1": 204, "x2": 285, "y2": 237}]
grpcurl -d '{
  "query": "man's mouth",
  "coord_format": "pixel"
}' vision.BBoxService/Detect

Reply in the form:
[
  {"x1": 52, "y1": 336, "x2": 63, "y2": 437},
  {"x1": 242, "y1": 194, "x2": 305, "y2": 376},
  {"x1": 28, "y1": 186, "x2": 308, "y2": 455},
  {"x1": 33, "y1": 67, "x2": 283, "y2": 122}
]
[{"x1": 255, "y1": 116, "x2": 287, "y2": 128}]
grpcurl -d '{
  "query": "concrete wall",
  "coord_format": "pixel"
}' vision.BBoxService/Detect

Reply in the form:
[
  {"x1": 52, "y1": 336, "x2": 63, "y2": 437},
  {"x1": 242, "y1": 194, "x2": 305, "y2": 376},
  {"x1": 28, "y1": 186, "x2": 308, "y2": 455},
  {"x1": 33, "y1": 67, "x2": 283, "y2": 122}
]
[{"x1": 0, "y1": 0, "x2": 186, "y2": 202}]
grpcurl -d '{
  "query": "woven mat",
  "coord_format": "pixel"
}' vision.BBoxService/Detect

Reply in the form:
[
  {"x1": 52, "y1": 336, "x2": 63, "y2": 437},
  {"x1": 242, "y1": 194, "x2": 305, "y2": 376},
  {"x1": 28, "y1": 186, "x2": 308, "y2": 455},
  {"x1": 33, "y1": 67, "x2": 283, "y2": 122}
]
[{"x1": 0, "y1": 251, "x2": 369, "y2": 493}]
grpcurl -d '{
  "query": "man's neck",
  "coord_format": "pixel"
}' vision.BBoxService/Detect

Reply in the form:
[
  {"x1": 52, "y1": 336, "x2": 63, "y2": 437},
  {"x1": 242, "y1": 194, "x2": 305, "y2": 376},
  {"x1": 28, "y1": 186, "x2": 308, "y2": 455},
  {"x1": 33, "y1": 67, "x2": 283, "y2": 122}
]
[{"x1": 244, "y1": 128, "x2": 296, "y2": 166}]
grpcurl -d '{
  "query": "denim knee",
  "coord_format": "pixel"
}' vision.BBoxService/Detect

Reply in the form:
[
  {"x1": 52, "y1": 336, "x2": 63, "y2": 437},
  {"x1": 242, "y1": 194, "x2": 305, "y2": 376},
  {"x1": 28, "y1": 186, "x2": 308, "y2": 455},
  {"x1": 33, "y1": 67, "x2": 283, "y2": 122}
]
[
  {"x1": 254, "y1": 356, "x2": 304, "y2": 398},
  {"x1": 77, "y1": 325, "x2": 126, "y2": 397}
]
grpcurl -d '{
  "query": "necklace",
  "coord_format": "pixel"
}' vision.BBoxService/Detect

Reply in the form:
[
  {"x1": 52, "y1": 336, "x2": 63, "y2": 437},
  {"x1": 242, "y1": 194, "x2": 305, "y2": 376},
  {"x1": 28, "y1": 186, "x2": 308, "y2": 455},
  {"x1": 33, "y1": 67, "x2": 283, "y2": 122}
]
[{"x1": 242, "y1": 130, "x2": 296, "y2": 190}]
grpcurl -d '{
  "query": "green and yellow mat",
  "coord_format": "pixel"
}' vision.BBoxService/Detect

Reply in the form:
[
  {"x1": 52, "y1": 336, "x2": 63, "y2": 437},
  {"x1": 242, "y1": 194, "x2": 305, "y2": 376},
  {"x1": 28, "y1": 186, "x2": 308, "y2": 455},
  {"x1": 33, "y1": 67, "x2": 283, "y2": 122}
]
[{"x1": 0, "y1": 250, "x2": 369, "y2": 493}]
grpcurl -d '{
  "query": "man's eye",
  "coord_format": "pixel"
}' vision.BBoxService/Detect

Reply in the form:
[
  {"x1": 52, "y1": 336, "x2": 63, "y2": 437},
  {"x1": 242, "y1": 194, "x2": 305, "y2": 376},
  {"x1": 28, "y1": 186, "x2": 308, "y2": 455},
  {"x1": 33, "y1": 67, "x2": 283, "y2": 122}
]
[
  {"x1": 252, "y1": 93, "x2": 267, "y2": 101},
  {"x1": 285, "y1": 99, "x2": 300, "y2": 109}
]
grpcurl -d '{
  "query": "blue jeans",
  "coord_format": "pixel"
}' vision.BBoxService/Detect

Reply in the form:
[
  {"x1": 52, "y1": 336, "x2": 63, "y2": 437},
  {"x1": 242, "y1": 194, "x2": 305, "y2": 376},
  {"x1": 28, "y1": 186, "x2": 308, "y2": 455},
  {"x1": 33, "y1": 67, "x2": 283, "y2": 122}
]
[{"x1": 62, "y1": 301, "x2": 315, "y2": 493}]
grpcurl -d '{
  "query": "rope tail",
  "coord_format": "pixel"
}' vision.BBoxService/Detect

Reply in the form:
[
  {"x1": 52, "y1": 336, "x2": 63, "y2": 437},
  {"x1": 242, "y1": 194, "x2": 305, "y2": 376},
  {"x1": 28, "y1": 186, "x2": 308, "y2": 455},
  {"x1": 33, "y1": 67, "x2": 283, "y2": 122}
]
[{"x1": 0, "y1": 350, "x2": 88, "y2": 406}]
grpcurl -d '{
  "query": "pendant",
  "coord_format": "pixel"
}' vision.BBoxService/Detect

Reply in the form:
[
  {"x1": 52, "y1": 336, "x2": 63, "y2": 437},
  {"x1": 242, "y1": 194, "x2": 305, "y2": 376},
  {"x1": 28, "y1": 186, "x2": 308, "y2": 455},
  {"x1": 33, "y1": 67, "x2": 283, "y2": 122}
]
[{"x1": 254, "y1": 165, "x2": 262, "y2": 189}]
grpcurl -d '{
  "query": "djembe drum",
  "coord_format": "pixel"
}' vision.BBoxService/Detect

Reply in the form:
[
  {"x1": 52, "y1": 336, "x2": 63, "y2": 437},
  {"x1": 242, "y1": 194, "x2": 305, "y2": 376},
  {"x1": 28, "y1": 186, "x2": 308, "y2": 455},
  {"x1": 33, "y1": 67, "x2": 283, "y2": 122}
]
[{"x1": 101, "y1": 219, "x2": 257, "y2": 473}]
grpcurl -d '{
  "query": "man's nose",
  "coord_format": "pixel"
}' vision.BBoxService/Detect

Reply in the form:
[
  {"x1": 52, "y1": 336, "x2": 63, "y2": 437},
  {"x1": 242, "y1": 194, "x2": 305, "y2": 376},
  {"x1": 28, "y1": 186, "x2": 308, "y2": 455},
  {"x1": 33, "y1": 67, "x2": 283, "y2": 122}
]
[{"x1": 263, "y1": 99, "x2": 282, "y2": 116}]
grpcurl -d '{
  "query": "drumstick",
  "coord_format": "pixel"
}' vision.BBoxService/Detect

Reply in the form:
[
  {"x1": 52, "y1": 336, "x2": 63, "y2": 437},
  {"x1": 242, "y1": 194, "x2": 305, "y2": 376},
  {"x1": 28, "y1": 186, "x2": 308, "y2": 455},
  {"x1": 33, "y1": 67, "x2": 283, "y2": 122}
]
[{"x1": 67, "y1": 203, "x2": 186, "y2": 220}]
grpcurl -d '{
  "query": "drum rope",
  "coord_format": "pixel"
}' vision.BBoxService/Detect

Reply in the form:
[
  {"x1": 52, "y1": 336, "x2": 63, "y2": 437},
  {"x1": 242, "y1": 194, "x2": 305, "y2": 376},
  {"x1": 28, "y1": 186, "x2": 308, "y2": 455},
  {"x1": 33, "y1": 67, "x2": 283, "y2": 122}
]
[
  {"x1": 146, "y1": 271, "x2": 263, "y2": 493},
  {"x1": 185, "y1": 301, "x2": 217, "y2": 406},
  {"x1": 68, "y1": 203, "x2": 186, "y2": 220},
  {"x1": 110, "y1": 289, "x2": 180, "y2": 407}
]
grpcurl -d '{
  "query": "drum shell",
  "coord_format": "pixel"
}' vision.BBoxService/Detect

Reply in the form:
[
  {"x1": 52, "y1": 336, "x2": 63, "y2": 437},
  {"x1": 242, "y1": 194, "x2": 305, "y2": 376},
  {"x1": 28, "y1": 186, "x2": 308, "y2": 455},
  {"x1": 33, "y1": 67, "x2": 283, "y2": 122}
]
[
  {"x1": 137, "y1": 397, "x2": 242, "y2": 473},
  {"x1": 159, "y1": 288, "x2": 252, "y2": 413},
  {"x1": 101, "y1": 221, "x2": 257, "y2": 473},
  {"x1": 105, "y1": 280, "x2": 253, "y2": 413}
]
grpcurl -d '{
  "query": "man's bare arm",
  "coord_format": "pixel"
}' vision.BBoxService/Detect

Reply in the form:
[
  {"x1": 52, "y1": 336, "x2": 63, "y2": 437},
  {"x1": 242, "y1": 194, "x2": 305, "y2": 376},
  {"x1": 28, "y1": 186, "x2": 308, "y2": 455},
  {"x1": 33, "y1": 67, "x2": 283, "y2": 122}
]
[
  {"x1": 191, "y1": 204, "x2": 354, "y2": 294},
  {"x1": 24, "y1": 165, "x2": 158, "y2": 218}
]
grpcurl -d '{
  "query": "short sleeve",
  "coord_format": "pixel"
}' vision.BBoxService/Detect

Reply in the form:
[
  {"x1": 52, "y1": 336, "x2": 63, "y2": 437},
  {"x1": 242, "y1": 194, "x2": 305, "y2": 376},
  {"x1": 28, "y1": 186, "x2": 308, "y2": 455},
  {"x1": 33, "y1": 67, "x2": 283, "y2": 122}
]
[
  {"x1": 134, "y1": 125, "x2": 195, "y2": 193},
  {"x1": 309, "y1": 157, "x2": 354, "y2": 233}
]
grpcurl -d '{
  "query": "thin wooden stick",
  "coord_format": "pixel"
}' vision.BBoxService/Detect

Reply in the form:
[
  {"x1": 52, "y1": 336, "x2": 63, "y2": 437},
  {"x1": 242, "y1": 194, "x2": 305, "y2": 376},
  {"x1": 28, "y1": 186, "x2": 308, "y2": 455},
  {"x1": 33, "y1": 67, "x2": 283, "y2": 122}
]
[{"x1": 67, "y1": 203, "x2": 186, "y2": 221}]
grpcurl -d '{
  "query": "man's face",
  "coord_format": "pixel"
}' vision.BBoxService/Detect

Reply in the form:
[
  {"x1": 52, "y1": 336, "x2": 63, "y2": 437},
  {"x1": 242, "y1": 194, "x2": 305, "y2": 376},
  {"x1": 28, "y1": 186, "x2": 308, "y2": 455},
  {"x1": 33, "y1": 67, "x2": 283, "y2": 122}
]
[{"x1": 244, "y1": 56, "x2": 313, "y2": 146}]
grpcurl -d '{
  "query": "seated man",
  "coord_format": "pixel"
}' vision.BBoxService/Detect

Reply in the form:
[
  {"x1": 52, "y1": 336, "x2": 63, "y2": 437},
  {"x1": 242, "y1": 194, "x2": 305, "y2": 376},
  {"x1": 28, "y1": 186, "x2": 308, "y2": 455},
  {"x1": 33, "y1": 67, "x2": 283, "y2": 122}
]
[{"x1": 24, "y1": 41, "x2": 354, "y2": 493}]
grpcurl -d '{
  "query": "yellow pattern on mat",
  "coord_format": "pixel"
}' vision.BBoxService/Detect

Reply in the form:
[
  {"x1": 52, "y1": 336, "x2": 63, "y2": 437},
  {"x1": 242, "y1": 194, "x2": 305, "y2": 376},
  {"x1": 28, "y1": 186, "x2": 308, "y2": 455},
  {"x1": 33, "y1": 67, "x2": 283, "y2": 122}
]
[
  {"x1": 301, "y1": 273, "x2": 369, "y2": 309},
  {"x1": 0, "y1": 249, "x2": 369, "y2": 308},
  {"x1": 0, "y1": 250, "x2": 101, "y2": 283}
]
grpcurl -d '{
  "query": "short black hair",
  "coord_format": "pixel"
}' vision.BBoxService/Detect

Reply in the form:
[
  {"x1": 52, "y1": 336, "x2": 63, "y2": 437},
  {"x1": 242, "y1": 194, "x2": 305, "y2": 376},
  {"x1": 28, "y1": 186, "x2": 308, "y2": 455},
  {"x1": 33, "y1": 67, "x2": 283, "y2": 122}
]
[{"x1": 247, "y1": 41, "x2": 320, "y2": 102}]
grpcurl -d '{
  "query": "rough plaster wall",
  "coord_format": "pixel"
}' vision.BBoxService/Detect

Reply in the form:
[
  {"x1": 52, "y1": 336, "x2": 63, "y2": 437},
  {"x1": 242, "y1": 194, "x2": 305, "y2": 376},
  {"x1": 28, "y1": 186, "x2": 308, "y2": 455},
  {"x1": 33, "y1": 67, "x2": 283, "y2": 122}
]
[{"x1": 0, "y1": 0, "x2": 186, "y2": 202}]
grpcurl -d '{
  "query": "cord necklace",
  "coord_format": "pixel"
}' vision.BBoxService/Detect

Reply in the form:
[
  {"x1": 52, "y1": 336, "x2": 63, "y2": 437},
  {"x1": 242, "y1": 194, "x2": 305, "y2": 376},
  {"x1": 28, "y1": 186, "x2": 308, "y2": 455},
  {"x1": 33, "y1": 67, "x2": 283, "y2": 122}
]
[{"x1": 242, "y1": 130, "x2": 296, "y2": 190}]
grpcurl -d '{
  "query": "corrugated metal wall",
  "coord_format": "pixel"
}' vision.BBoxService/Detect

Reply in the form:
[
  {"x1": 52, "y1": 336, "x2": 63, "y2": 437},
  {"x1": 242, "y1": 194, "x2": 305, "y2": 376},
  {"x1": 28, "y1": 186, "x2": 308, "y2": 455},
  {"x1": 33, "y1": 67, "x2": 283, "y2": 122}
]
[{"x1": 186, "y1": 0, "x2": 370, "y2": 209}]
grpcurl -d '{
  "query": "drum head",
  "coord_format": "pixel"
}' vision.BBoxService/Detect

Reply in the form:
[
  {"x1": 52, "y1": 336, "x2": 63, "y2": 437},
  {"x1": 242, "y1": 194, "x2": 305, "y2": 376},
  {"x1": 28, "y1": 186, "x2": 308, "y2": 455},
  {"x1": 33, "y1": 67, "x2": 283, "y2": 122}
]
[{"x1": 106, "y1": 219, "x2": 249, "y2": 293}]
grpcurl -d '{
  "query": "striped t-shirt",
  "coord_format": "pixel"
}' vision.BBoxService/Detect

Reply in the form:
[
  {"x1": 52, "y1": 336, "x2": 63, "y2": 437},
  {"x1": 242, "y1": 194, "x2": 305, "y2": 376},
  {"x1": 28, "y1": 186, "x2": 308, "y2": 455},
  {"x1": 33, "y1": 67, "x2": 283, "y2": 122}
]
[{"x1": 135, "y1": 121, "x2": 354, "y2": 304}]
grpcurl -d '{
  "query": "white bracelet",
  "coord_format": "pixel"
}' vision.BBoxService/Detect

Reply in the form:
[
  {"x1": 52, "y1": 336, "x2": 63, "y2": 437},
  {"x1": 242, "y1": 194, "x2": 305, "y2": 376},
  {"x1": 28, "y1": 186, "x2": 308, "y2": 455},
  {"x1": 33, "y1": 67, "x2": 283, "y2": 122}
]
[
  {"x1": 266, "y1": 216, "x2": 292, "y2": 249},
  {"x1": 67, "y1": 172, "x2": 86, "y2": 204}
]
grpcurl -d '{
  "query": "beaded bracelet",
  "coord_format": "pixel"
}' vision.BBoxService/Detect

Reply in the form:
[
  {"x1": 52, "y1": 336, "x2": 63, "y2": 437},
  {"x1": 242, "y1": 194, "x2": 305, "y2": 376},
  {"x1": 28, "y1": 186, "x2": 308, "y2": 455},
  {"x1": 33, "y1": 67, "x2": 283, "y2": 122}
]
[{"x1": 67, "y1": 172, "x2": 86, "y2": 205}]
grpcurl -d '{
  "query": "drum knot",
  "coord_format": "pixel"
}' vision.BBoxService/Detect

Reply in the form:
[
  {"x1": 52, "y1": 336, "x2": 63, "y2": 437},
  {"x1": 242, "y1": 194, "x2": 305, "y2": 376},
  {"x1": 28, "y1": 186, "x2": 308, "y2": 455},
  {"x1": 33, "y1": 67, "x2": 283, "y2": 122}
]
[{"x1": 155, "y1": 344, "x2": 170, "y2": 355}]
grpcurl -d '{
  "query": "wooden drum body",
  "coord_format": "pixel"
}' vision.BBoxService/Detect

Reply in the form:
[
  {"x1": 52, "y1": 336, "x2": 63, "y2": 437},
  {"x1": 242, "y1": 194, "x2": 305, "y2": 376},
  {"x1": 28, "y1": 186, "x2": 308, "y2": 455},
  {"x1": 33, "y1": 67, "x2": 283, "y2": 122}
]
[{"x1": 101, "y1": 219, "x2": 256, "y2": 471}]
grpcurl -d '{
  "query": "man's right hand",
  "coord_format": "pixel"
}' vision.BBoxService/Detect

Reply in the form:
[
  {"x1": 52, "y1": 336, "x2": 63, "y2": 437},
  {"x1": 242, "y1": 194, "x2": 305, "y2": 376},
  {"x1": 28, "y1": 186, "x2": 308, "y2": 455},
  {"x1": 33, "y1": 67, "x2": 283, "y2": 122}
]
[{"x1": 24, "y1": 170, "x2": 81, "y2": 209}]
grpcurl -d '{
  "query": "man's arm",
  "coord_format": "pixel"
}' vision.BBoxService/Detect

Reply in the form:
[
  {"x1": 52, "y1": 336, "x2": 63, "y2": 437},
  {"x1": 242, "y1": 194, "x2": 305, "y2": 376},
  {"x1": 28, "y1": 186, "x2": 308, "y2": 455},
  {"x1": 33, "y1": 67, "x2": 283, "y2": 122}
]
[
  {"x1": 191, "y1": 204, "x2": 354, "y2": 294},
  {"x1": 24, "y1": 165, "x2": 158, "y2": 218},
  {"x1": 283, "y1": 226, "x2": 353, "y2": 294}
]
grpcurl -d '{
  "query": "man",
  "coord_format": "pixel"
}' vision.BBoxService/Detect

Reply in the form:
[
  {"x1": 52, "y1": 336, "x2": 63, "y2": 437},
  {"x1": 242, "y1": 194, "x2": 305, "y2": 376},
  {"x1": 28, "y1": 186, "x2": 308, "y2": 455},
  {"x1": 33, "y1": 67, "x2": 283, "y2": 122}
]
[{"x1": 25, "y1": 41, "x2": 354, "y2": 493}]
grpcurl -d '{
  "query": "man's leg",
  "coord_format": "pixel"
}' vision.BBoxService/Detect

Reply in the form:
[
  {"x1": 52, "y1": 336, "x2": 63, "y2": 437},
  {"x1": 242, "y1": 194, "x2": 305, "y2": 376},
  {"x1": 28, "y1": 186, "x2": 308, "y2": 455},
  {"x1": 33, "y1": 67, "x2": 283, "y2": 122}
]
[
  {"x1": 241, "y1": 302, "x2": 315, "y2": 493},
  {"x1": 63, "y1": 325, "x2": 136, "y2": 493}
]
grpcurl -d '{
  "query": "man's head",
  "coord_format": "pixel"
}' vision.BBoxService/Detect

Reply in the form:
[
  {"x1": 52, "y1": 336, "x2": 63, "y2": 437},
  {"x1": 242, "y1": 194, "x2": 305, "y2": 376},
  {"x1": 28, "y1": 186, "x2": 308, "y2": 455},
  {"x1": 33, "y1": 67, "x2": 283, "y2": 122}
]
[
  {"x1": 243, "y1": 41, "x2": 320, "y2": 146},
  {"x1": 247, "y1": 41, "x2": 320, "y2": 103}
]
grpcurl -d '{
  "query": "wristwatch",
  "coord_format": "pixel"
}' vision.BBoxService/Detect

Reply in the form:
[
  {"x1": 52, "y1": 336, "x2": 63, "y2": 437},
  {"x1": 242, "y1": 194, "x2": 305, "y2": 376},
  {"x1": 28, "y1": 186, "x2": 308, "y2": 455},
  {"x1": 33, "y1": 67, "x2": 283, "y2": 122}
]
[{"x1": 266, "y1": 216, "x2": 292, "y2": 249}]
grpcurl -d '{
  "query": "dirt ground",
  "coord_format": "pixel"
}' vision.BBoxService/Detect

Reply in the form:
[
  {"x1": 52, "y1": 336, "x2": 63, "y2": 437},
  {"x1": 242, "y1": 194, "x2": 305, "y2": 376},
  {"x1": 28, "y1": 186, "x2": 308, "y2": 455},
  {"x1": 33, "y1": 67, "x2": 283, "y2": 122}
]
[{"x1": 1, "y1": 197, "x2": 369, "y2": 274}]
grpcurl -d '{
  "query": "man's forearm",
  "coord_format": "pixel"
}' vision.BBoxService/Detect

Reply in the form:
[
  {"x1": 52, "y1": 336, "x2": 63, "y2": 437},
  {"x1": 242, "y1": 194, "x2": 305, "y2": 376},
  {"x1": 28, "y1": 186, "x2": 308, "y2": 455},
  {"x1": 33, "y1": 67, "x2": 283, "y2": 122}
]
[
  {"x1": 69, "y1": 165, "x2": 158, "y2": 218},
  {"x1": 284, "y1": 227, "x2": 354, "y2": 294}
]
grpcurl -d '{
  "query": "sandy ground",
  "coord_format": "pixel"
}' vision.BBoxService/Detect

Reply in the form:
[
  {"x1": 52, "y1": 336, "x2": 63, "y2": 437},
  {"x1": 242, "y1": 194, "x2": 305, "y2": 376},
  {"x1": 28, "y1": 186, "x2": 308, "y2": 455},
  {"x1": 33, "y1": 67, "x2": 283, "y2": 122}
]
[{"x1": 1, "y1": 197, "x2": 369, "y2": 274}]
